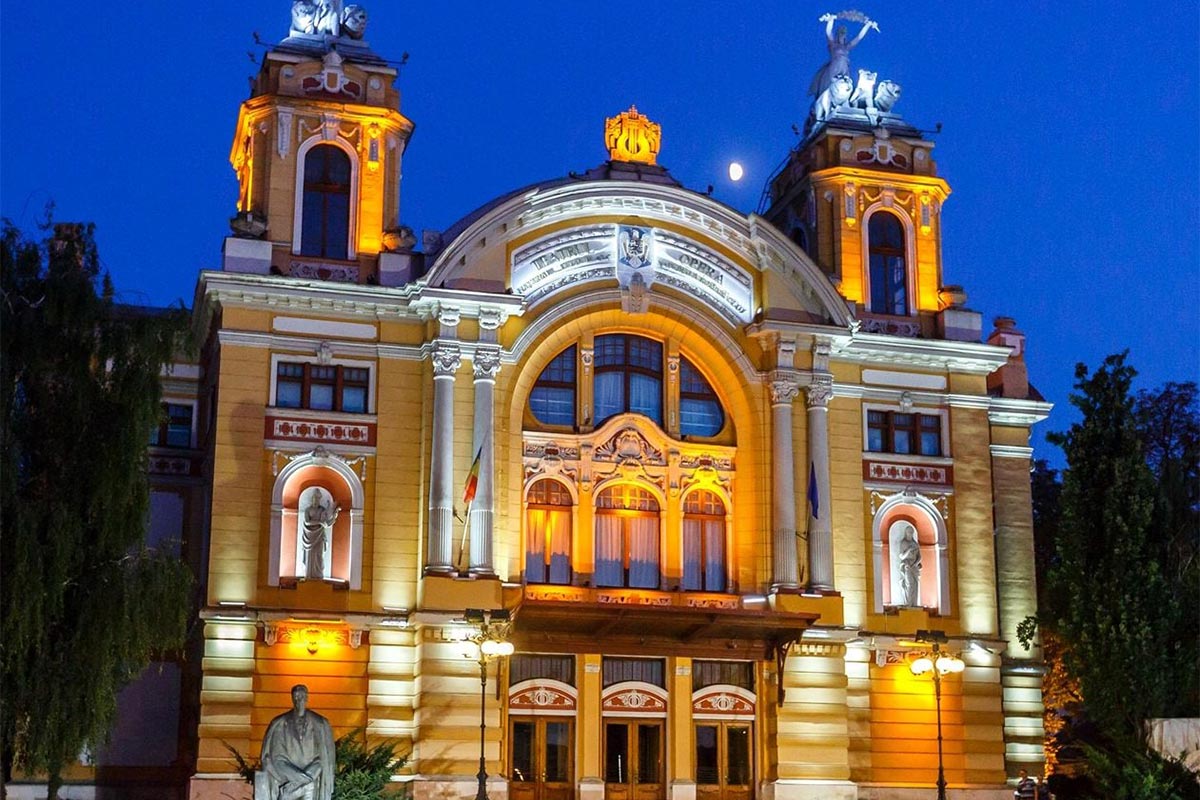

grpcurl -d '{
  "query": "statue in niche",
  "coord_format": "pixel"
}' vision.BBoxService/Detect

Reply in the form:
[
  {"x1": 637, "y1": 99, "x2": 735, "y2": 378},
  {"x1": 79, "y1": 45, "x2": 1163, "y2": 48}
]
[
  {"x1": 257, "y1": 684, "x2": 335, "y2": 800},
  {"x1": 808, "y1": 11, "x2": 878, "y2": 99},
  {"x1": 300, "y1": 488, "x2": 339, "y2": 580},
  {"x1": 893, "y1": 522, "x2": 921, "y2": 606}
]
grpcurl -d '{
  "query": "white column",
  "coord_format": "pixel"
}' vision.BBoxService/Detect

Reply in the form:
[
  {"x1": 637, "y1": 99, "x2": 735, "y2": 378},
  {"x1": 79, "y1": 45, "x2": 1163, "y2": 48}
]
[
  {"x1": 770, "y1": 373, "x2": 801, "y2": 590},
  {"x1": 425, "y1": 342, "x2": 460, "y2": 574},
  {"x1": 805, "y1": 374, "x2": 835, "y2": 591},
  {"x1": 468, "y1": 347, "x2": 500, "y2": 575}
]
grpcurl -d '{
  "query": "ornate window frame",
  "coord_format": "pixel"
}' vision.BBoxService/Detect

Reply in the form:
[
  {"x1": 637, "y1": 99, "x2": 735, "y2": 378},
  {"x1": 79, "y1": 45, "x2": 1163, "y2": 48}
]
[
  {"x1": 292, "y1": 135, "x2": 360, "y2": 260},
  {"x1": 860, "y1": 205, "x2": 917, "y2": 317},
  {"x1": 861, "y1": 401, "x2": 950, "y2": 459},
  {"x1": 269, "y1": 448, "x2": 365, "y2": 589},
  {"x1": 268, "y1": 353, "x2": 376, "y2": 414}
]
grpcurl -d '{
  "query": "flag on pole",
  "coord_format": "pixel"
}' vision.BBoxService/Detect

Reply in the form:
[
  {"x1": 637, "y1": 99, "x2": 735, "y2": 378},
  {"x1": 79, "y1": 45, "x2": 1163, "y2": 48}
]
[
  {"x1": 807, "y1": 461, "x2": 820, "y2": 521},
  {"x1": 462, "y1": 446, "x2": 482, "y2": 505}
]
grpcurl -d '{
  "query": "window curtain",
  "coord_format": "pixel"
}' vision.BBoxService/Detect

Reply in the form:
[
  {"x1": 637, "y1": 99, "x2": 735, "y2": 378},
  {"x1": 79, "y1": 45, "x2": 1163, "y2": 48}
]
[
  {"x1": 628, "y1": 516, "x2": 660, "y2": 588},
  {"x1": 595, "y1": 514, "x2": 624, "y2": 587},
  {"x1": 703, "y1": 519, "x2": 726, "y2": 592},
  {"x1": 526, "y1": 508, "x2": 549, "y2": 583},
  {"x1": 594, "y1": 372, "x2": 624, "y2": 425},
  {"x1": 546, "y1": 509, "x2": 571, "y2": 585},
  {"x1": 682, "y1": 518, "x2": 703, "y2": 591}
]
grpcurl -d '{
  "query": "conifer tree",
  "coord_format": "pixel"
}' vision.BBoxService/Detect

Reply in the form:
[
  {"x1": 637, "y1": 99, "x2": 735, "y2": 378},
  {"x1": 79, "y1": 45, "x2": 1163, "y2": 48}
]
[
  {"x1": 0, "y1": 219, "x2": 193, "y2": 799},
  {"x1": 1044, "y1": 353, "x2": 1184, "y2": 741}
]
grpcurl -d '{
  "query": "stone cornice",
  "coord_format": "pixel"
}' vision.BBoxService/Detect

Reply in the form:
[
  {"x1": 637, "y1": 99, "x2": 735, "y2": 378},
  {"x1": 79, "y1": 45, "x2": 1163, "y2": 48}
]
[
  {"x1": 988, "y1": 397, "x2": 1054, "y2": 427},
  {"x1": 831, "y1": 331, "x2": 1011, "y2": 375}
]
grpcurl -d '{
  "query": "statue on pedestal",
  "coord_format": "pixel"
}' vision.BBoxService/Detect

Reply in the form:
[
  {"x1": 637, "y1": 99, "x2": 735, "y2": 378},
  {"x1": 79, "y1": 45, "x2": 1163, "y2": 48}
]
[
  {"x1": 257, "y1": 684, "x2": 336, "y2": 800},
  {"x1": 301, "y1": 489, "x2": 339, "y2": 580},
  {"x1": 894, "y1": 523, "x2": 922, "y2": 607},
  {"x1": 808, "y1": 11, "x2": 879, "y2": 99}
]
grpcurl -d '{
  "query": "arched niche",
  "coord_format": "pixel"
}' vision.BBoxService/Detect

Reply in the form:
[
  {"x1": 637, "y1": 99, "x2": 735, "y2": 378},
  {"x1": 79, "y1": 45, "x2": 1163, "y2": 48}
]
[
  {"x1": 871, "y1": 491, "x2": 950, "y2": 615},
  {"x1": 270, "y1": 449, "x2": 365, "y2": 589}
]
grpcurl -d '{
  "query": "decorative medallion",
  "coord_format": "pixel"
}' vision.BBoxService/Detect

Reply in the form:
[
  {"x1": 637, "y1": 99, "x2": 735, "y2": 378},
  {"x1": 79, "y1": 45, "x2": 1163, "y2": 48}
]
[
  {"x1": 602, "y1": 683, "x2": 668, "y2": 716},
  {"x1": 509, "y1": 680, "x2": 577, "y2": 715},
  {"x1": 692, "y1": 687, "x2": 756, "y2": 719}
]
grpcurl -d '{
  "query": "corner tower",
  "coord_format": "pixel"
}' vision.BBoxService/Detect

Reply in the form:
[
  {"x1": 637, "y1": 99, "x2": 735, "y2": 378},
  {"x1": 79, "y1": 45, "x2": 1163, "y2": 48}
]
[
  {"x1": 763, "y1": 12, "x2": 973, "y2": 341},
  {"x1": 224, "y1": 3, "x2": 414, "y2": 284}
]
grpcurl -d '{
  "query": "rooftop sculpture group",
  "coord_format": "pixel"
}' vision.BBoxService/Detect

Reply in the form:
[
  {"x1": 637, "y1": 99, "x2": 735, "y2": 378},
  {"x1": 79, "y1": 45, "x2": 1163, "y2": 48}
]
[
  {"x1": 806, "y1": 11, "x2": 904, "y2": 131},
  {"x1": 290, "y1": 0, "x2": 368, "y2": 40}
]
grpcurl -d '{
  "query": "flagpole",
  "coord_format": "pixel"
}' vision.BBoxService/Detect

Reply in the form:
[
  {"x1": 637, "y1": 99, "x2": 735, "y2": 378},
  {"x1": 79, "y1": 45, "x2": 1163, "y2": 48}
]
[{"x1": 457, "y1": 500, "x2": 472, "y2": 574}]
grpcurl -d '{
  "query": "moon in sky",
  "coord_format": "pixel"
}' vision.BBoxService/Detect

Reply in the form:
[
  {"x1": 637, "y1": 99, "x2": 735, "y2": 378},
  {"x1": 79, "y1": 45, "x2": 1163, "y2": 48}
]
[{"x1": 728, "y1": 162, "x2": 744, "y2": 182}]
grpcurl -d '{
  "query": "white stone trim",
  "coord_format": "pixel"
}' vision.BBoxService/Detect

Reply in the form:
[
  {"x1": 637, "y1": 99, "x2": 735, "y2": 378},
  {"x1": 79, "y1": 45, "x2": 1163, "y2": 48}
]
[
  {"x1": 989, "y1": 444, "x2": 1034, "y2": 460},
  {"x1": 988, "y1": 397, "x2": 1054, "y2": 426},
  {"x1": 292, "y1": 134, "x2": 360, "y2": 259},
  {"x1": 870, "y1": 490, "x2": 951, "y2": 616},
  {"x1": 861, "y1": 368, "x2": 947, "y2": 390},
  {"x1": 272, "y1": 316, "x2": 378, "y2": 339}
]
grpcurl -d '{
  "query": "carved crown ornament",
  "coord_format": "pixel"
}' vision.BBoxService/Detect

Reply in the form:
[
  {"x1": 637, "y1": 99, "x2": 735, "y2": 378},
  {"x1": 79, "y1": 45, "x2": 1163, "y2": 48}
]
[{"x1": 523, "y1": 416, "x2": 734, "y2": 501}]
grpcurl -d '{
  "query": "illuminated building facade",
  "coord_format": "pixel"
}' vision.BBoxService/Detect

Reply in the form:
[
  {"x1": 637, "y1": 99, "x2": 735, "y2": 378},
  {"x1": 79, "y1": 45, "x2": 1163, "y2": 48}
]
[{"x1": 186, "y1": 7, "x2": 1049, "y2": 800}]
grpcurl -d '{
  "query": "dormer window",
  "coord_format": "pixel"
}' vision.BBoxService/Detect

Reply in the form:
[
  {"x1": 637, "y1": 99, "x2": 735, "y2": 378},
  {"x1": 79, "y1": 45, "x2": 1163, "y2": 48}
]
[
  {"x1": 300, "y1": 144, "x2": 352, "y2": 260},
  {"x1": 867, "y1": 211, "x2": 907, "y2": 315}
]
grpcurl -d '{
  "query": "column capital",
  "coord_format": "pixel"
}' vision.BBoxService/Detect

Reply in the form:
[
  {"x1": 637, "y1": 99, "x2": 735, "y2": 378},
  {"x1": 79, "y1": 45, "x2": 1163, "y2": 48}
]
[
  {"x1": 768, "y1": 371, "x2": 801, "y2": 406},
  {"x1": 812, "y1": 337, "x2": 832, "y2": 372},
  {"x1": 473, "y1": 346, "x2": 501, "y2": 381},
  {"x1": 431, "y1": 342, "x2": 462, "y2": 377},
  {"x1": 478, "y1": 305, "x2": 508, "y2": 331},
  {"x1": 806, "y1": 374, "x2": 833, "y2": 408}
]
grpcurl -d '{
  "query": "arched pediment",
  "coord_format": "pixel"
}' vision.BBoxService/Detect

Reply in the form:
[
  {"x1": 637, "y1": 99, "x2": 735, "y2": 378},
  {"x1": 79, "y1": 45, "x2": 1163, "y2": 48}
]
[{"x1": 422, "y1": 181, "x2": 851, "y2": 328}]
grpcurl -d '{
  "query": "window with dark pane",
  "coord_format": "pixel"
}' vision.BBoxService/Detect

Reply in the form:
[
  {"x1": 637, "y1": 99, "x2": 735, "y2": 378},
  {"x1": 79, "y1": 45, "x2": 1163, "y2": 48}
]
[
  {"x1": 602, "y1": 657, "x2": 665, "y2": 688},
  {"x1": 594, "y1": 334, "x2": 662, "y2": 426},
  {"x1": 276, "y1": 363, "x2": 305, "y2": 408},
  {"x1": 692, "y1": 660, "x2": 754, "y2": 691},
  {"x1": 309, "y1": 365, "x2": 337, "y2": 411},
  {"x1": 866, "y1": 410, "x2": 887, "y2": 452},
  {"x1": 530, "y1": 345, "x2": 576, "y2": 426},
  {"x1": 866, "y1": 410, "x2": 944, "y2": 456},
  {"x1": 695, "y1": 725, "x2": 719, "y2": 785},
  {"x1": 868, "y1": 211, "x2": 907, "y2": 315},
  {"x1": 151, "y1": 402, "x2": 194, "y2": 448},
  {"x1": 891, "y1": 413, "x2": 914, "y2": 454},
  {"x1": 340, "y1": 367, "x2": 369, "y2": 414},
  {"x1": 919, "y1": 414, "x2": 942, "y2": 456},
  {"x1": 679, "y1": 357, "x2": 724, "y2": 437},
  {"x1": 300, "y1": 144, "x2": 351, "y2": 260},
  {"x1": 510, "y1": 654, "x2": 576, "y2": 686},
  {"x1": 273, "y1": 362, "x2": 371, "y2": 413}
]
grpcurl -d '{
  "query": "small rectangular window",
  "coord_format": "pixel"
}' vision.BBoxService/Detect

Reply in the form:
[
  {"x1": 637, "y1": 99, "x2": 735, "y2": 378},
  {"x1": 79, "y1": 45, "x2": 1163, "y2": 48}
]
[
  {"x1": 165, "y1": 404, "x2": 193, "y2": 448},
  {"x1": 867, "y1": 410, "x2": 945, "y2": 457},
  {"x1": 274, "y1": 362, "x2": 370, "y2": 413}
]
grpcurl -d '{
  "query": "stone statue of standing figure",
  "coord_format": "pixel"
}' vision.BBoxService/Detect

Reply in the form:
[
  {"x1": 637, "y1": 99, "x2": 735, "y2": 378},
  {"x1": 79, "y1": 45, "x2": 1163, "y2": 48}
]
[
  {"x1": 808, "y1": 11, "x2": 879, "y2": 98},
  {"x1": 257, "y1": 684, "x2": 336, "y2": 800},
  {"x1": 301, "y1": 490, "x2": 339, "y2": 580},
  {"x1": 894, "y1": 523, "x2": 922, "y2": 606}
]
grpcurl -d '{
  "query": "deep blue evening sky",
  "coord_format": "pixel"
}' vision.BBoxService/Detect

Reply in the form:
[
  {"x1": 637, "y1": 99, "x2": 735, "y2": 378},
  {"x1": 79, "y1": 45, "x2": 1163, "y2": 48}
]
[{"x1": 3, "y1": 2, "x2": 1197, "y2": 459}]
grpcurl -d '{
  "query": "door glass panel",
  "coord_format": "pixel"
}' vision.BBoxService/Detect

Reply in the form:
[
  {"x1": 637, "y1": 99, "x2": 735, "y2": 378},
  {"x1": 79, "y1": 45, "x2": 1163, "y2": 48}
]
[
  {"x1": 511, "y1": 721, "x2": 534, "y2": 782},
  {"x1": 695, "y1": 725, "x2": 719, "y2": 785},
  {"x1": 637, "y1": 724, "x2": 661, "y2": 784},
  {"x1": 545, "y1": 722, "x2": 570, "y2": 783},
  {"x1": 605, "y1": 723, "x2": 630, "y2": 784},
  {"x1": 726, "y1": 726, "x2": 751, "y2": 786}
]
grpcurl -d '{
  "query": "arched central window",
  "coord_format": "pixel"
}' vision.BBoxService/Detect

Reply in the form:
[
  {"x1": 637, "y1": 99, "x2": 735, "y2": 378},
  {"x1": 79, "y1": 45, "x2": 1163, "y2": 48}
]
[
  {"x1": 525, "y1": 479, "x2": 573, "y2": 585},
  {"x1": 868, "y1": 211, "x2": 907, "y2": 315},
  {"x1": 682, "y1": 490, "x2": 727, "y2": 592},
  {"x1": 595, "y1": 484, "x2": 660, "y2": 589},
  {"x1": 594, "y1": 335, "x2": 662, "y2": 426},
  {"x1": 300, "y1": 144, "x2": 352, "y2": 260}
]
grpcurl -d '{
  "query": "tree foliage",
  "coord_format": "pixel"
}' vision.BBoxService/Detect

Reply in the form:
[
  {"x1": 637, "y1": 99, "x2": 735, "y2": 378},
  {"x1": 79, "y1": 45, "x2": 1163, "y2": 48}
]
[
  {"x1": 1036, "y1": 352, "x2": 1195, "y2": 743},
  {"x1": 0, "y1": 219, "x2": 194, "y2": 798}
]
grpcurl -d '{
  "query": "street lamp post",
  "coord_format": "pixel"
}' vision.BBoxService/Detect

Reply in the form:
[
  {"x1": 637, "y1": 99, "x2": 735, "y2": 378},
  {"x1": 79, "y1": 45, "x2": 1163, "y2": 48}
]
[
  {"x1": 466, "y1": 608, "x2": 514, "y2": 800},
  {"x1": 909, "y1": 630, "x2": 965, "y2": 800}
]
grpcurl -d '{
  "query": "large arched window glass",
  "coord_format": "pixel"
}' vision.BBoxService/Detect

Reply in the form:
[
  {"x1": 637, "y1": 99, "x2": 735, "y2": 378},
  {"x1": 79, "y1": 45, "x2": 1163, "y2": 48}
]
[
  {"x1": 594, "y1": 485, "x2": 660, "y2": 589},
  {"x1": 525, "y1": 479, "x2": 573, "y2": 585},
  {"x1": 868, "y1": 211, "x2": 907, "y2": 315},
  {"x1": 594, "y1": 335, "x2": 662, "y2": 426},
  {"x1": 529, "y1": 346, "x2": 576, "y2": 427},
  {"x1": 300, "y1": 144, "x2": 352, "y2": 260},
  {"x1": 679, "y1": 358, "x2": 724, "y2": 437},
  {"x1": 682, "y1": 490, "x2": 726, "y2": 592}
]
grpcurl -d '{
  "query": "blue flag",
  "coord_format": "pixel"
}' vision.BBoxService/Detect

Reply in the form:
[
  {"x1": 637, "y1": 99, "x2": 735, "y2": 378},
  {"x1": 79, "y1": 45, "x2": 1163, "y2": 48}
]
[{"x1": 808, "y1": 461, "x2": 820, "y2": 520}]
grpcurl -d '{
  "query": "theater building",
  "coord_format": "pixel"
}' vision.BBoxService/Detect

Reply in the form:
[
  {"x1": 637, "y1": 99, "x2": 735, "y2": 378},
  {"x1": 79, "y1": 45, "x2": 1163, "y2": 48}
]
[{"x1": 183, "y1": 6, "x2": 1049, "y2": 800}]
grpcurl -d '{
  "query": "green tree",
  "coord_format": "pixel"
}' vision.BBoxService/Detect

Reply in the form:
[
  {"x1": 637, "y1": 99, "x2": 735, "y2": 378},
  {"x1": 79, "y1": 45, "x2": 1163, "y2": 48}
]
[
  {"x1": 1040, "y1": 354, "x2": 1192, "y2": 742},
  {"x1": 0, "y1": 219, "x2": 194, "y2": 799}
]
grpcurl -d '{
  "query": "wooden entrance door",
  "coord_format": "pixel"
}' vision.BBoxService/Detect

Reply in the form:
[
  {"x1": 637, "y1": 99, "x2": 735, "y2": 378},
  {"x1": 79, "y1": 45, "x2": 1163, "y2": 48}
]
[
  {"x1": 510, "y1": 718, "x2": 574, "y2": 800},
  {"x1": 695, "y1": 723, "x2": 752, "y2": 800},
  {"x1": 604, "y1": 720, "x2": 664, "y2": 800}
]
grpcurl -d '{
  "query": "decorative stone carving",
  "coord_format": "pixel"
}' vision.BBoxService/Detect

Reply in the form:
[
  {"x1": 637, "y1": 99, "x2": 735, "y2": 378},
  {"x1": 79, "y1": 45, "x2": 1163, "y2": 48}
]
[
  {"x1": 806, "y1": 375, "x2": 833, "y2": 408},
  {"x1": 808, "y1": 11, "x2": 878, "y2": 99},
  {"x1": 806, "y1": 12, "x2": 907, "y2": 130},
  {"x1": 341, "y1": 4, "x2": 367, "y2": 39},
  {"x1": 605, "y1": 105, "x2": 661, "y2": 165},
  {"x1": 299, "y1": 487, "x2": 339, "y2": 580},
  {"x1": 595, "y1": 428, "x2": 665, "y2": 466},
  {"x1": 769, "y1": 375, "x2": 801, "y2": 406},
  {"x1": 430, "y1": 343, "x2": 461, "y2": 377},
  {"x1": 473, "y1": 347, "x2": 501, "y2": 381}
]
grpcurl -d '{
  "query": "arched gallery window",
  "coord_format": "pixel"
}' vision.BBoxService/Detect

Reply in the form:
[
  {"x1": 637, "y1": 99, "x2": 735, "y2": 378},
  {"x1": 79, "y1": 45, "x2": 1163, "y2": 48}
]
[
  {"x1": 594, "y1": 335, "x2": 662, "y2": 426},
  {"x1": 300, "y1": 144, "x2": 352, "y2": 260},
  {"x1": 527, "y1": 337, "x2": 726, "y2": 438},
  {"x1": 594, "y1": 484, "x2": 661, "y2": 589},
  {"x1": 867, "y1": 211, "x2": 908, "y2": 315},
  {"x1": 525, "y1": 479, "x2": 573, "y2": 585},
  {"x1": 682, "y1": 489, "x2": 727, "y2": 592}
]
